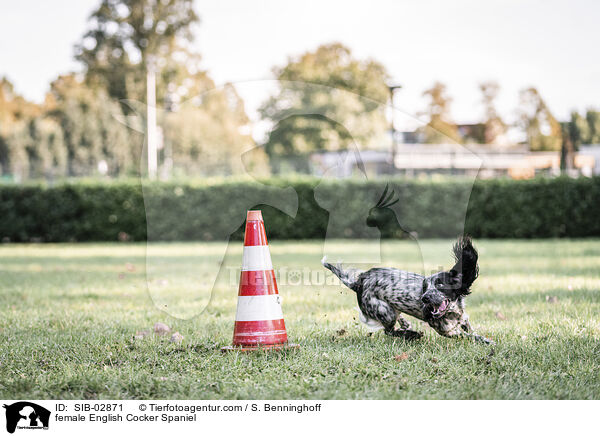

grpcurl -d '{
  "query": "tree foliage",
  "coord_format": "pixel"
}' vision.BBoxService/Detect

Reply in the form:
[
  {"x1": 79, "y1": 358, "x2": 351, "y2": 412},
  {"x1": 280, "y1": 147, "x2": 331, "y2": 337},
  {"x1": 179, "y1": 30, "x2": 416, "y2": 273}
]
[
  {"x1": 161, "y1": 81, "x2": 258, "y2": 176},
  {"x1": 0, "y1": 77, "x2": 64, "y2": 180},
  {"x1": 560, "y1": 109, "x2": 600, "y2": 170},
  {"x1": 518, "y1": 87, "x2": 562, "y2": 151},
  {"x1": 72, "y1": 0, "x2": 257, "y2": 177},
  {"x1": 0, "y1": 75, "x2": 139, "y2": 180},
  {"x1": 45, "y1": 74, "x2": 138, "y2": 176},
  {"x1": 567, "y1": 111, "x2": 590, "y2": 149},
  {"x1": 260, "y1": 43, "x2": 390, "y2": 168},
  {"x1": 0, "y1": 0, "x2": 258, "y2": 181},
  {"x1": 418, "y1": 82, "x2": 460, "y2": 143},
  {"x1": 585, "y1": 110, "x2": 600, "y2": 144},
  {"x1": 479, "y1": 81, "x2": 507, "y2": 144},
  {"x1": 75, "y1": 0, "x2": 199, "y2": 103}
]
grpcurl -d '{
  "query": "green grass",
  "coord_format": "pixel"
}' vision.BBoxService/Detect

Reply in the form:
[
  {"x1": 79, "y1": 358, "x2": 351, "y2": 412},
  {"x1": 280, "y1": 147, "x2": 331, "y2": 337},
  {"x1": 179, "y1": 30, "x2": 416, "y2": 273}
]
[{"x1": 1, "y1": 239, "x2": 599, "y2": 399}]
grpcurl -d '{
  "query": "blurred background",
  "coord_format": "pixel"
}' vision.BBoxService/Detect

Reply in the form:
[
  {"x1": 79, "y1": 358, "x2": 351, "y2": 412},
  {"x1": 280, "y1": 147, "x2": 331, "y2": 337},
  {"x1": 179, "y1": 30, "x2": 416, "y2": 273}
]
[
  {"x1": 2, "y1": 0, "x2": 599, "y2": 182},
  {"x1": 1, "y1": 0, "x2": 599, "y2": 242}
]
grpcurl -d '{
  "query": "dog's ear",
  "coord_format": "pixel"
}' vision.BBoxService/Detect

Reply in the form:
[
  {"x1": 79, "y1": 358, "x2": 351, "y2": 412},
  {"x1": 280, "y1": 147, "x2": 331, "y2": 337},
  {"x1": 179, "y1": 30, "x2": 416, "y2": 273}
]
[
  {"x1": 448, "y1": 268, "x2": 460, "y2": 285},
  {"x1": 447, "y1": 269, "x2": 466, "y2": 294},
  {"x1": 451, "y1": 236, "x2": 479, "y2": 295},
  {"x1": 448, "y1": 269, "x2": 470, "y2": 295}
]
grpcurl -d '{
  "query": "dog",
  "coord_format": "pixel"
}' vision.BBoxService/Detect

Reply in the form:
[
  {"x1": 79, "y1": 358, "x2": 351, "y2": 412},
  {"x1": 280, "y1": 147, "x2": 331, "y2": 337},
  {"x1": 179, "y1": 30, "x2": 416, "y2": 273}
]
[{"x1": 322, "y1": 236, "x2": 492, "y2": 344}]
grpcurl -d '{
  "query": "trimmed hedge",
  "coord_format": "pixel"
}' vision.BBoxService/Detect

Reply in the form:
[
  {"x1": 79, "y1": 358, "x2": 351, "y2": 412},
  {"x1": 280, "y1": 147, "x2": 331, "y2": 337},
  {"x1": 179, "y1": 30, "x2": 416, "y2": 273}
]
[{"x1": 1, "y1": 176, "x2": 599, "y2": 242}]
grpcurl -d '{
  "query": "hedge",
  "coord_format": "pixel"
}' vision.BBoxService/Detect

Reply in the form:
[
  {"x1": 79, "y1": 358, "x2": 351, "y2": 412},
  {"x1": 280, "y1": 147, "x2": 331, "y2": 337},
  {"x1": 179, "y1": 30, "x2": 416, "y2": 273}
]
[{"x1": 1, "y1": 176, "x2": 599, "y2": 242}]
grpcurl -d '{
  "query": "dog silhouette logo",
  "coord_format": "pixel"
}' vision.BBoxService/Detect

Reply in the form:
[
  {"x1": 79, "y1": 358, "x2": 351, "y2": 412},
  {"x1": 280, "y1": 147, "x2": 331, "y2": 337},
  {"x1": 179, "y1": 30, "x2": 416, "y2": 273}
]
[{"x1": 2, "y1": 402, "x2": 50, "y2": 433}]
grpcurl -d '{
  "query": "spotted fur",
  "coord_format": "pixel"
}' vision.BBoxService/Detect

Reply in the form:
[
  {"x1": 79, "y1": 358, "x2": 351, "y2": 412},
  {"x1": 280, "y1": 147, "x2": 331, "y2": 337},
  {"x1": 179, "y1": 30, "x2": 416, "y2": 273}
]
[{"x1": 322, "y1": 236, "x2": 493, "y2": 344}]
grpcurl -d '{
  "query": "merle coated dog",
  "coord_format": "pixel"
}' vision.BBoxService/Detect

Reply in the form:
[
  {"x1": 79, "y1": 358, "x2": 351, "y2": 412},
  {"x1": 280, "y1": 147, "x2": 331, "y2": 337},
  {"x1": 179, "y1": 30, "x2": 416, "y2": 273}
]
[{"x1": 322, "y1": 236, "x2": 492, "y2": 344}]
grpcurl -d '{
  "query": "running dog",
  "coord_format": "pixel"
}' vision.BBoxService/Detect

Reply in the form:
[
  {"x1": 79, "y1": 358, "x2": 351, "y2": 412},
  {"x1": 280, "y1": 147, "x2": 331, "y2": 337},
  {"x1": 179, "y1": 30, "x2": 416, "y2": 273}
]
[{"x1": 322, "y1": 236, "x2": 492, "y2": 344}]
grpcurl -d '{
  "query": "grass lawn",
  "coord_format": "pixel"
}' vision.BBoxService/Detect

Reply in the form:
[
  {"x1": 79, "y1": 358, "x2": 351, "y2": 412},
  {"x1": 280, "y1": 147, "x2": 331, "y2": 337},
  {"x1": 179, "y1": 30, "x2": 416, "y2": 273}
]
[{"x1": 0, "y1": 239, "x2": 599, "y2": 399}]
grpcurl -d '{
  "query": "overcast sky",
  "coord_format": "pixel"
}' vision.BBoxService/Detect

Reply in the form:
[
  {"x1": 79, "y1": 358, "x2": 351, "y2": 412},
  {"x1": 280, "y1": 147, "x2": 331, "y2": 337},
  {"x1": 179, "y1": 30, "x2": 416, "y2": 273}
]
[{"x1": 1, "y1": 0, "x2": 598, "y2": 132}]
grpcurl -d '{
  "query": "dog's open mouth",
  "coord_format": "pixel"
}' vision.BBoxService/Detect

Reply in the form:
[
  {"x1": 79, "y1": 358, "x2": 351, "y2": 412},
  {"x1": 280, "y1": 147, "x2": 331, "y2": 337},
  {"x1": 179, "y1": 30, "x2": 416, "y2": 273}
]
[{"x1": 430, "y1": 299, "x2": 449, "y2": 318}]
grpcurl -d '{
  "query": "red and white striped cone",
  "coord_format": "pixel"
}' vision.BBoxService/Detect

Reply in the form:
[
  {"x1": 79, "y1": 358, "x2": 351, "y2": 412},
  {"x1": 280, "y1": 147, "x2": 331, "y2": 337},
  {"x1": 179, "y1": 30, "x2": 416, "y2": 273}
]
[{"x1": 221, "y1": 210, "x2": 299, "y2": 352}]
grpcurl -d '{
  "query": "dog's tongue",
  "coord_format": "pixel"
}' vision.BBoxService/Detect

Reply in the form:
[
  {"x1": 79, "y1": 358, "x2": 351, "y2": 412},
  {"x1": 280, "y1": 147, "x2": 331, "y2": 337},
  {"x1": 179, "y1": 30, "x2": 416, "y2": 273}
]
[{"x1": 439, "y1": 300, "x2": 448, "y2": 311}]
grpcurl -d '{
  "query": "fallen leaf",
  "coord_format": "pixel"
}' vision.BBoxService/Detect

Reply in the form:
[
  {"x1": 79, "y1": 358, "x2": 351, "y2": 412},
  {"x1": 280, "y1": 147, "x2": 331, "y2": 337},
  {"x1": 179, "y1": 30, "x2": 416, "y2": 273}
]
[
  {"x1": 134, "y1": 330, "x2": 150, "y2": 340},
  {"x1": 336, "y1": 328, "x2": 347, "y2": 336},
  {"x1": 546, "y1": 296, "x2": 558, "y2": 304},
  {"x1": 125, "y1": 262, "x2": 135, "y2": 272},
  {"x1": 170, "y1": 332, "x2": 184, "y2": 343},
  {"x1": 394, "y1": 352, "x2": 409, "y2": 362},
  {"x1": 495, "y1": 311, "x2": 506, "y2": 320},
  {"x1": 154, "y1": 322, "x2": 171, "y2": 336}
]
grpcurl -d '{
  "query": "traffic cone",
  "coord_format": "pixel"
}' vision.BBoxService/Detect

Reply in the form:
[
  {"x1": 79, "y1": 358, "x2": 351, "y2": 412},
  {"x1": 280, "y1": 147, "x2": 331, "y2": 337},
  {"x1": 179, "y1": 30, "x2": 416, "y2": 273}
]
[{"x1": 221, "y1": 210, "x2": 299, "y2": 352}]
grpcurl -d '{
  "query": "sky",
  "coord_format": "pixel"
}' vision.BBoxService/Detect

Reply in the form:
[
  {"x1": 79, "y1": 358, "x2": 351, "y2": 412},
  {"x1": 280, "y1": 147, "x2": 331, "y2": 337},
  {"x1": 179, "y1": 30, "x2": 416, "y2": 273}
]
[{"x1": 1, "y1": 0, "x2": 599, "y2": 134}]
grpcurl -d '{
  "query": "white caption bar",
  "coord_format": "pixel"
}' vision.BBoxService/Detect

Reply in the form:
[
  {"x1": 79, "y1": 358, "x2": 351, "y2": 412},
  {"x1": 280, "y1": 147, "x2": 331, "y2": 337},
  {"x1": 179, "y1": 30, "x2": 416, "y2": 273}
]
[{"x1": 0, "y1": 400, "x2": 596, "y2": 436}]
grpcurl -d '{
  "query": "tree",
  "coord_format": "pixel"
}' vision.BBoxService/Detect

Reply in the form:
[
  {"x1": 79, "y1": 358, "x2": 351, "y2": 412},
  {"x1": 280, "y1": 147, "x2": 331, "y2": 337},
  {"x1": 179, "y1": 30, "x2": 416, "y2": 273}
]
[
  {"x1": 162, "y1": 81, "x2": 255, "y2": 176},
  {"x1": 561, "y1": 110, "x2": 596, "y2": 170},
  {"x1": 22, "y1": 118, "x2": 66, "y2": 179},
  {"x1": 1, "y1": 115, "x2": 66, "y2": 181},
  {"x1": 586, "y1": 110, "x2": 600, "y2": 144},
  {"x1": 75, "y1": 0, "x2": 199, "y2": 103},
  {"x1": 0, "y1": 77, "x2": 43, "y2": 179},
  {"x1": 75, "y1": 0, "x2": 257, "y2": 177},
  {"x1": 259, "y1": 43, "x2": 390, "y2": 169},
  {"x1": 45, "y1": 74, "x2": 137, "y2": 176},
  {"x1": 0, "y1": 77, "x2": 39, "y2": 122},
  {"x1": 560, "y1": 121, "x2": 575, "y2": 171},
  {"x1": 479, "y1": 81, "x2": 506, "y2": 144},
  {"x1": 568, "y1": 111, "x2": 590, "y2": 148},
  {"x1": 518, "y1": 87, "x2": 562, "y2": 151},
  {"x1": 418, "y1": 82, "x2": 460, "y2": 143}
]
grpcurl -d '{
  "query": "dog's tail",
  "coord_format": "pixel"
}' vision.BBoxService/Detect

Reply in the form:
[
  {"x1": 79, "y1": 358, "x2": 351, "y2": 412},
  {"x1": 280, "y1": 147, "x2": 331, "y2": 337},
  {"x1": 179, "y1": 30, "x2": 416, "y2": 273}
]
[
  {"x1": 451, "y1": 235, "x2": 479, "y2": 294},
  {"x1": 321, "y1": 256, "x2": 358, "y2": 291}
]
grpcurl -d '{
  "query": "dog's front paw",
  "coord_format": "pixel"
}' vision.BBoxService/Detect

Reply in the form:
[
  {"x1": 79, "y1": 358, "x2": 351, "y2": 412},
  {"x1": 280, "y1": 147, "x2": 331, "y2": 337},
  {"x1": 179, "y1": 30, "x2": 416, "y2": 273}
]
[{"x1": 477, "y1": 335, "x2": 495, "y2": 345}]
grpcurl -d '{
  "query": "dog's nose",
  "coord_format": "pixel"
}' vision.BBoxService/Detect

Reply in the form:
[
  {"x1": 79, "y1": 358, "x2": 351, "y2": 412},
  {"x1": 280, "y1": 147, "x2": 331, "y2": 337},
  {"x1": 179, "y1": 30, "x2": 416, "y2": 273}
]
[{"x1": 421, "y1": 293, "x2": 431, "y2": 304}]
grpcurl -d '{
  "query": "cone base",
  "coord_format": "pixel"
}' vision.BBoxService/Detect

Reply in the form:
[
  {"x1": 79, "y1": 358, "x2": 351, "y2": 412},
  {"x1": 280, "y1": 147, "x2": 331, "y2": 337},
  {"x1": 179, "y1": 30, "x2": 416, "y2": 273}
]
[{"x1": 221, "y1": 343, "x2": 300, "y2": 353}]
